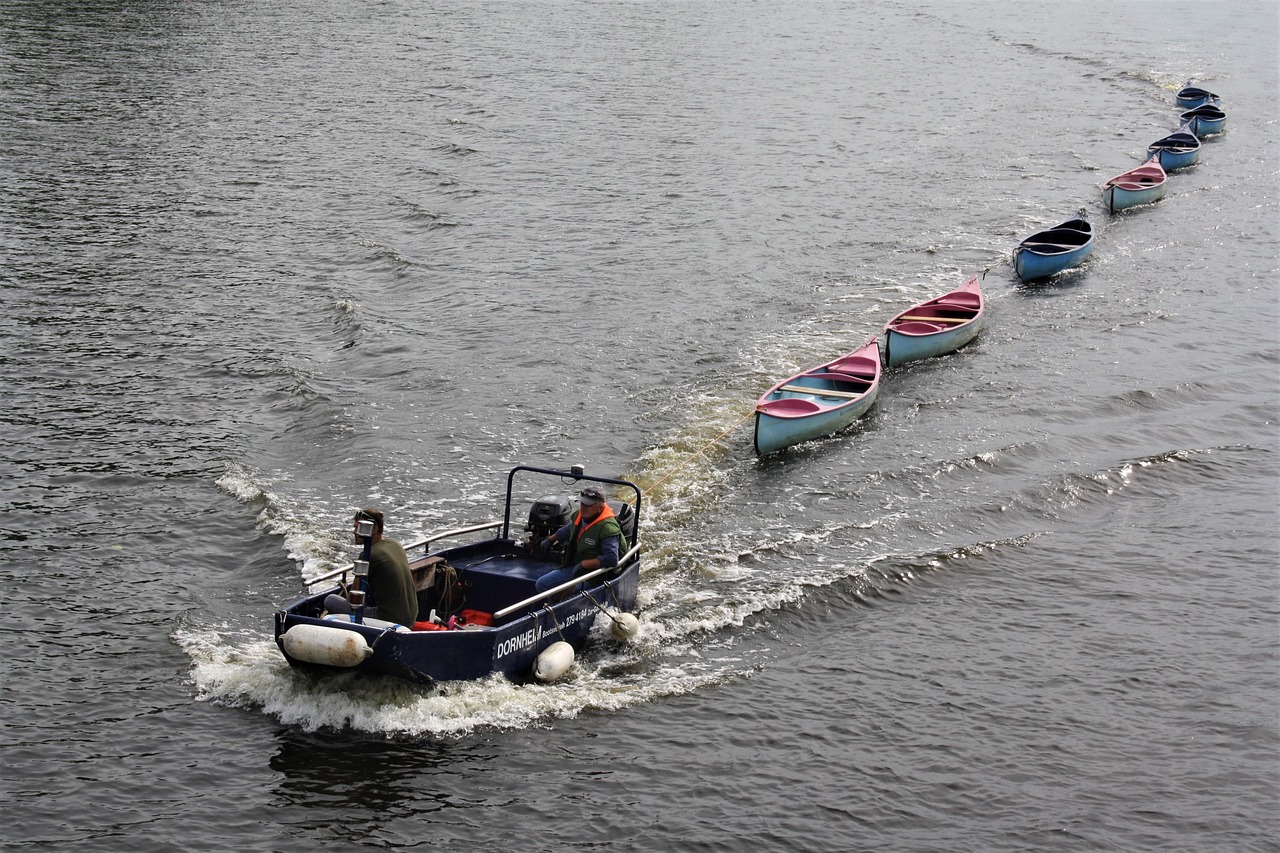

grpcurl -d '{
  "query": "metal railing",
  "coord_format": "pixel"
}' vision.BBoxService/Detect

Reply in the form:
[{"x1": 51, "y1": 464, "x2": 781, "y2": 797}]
[
  {"x1": 302, "y1": 520, "x2": 504, "y2": 587},
  {"x1": 493, "y1": 543, "x2": 641, "y2": 620}
]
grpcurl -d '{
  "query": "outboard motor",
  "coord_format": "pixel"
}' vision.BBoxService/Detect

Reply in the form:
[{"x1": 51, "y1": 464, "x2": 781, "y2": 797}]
[
  {"x1": 606, "y1": 499, "x2": 636, "y2": 545},
  {"x1": 526, "y1": 494, "x2": 573, "y2": 555}
]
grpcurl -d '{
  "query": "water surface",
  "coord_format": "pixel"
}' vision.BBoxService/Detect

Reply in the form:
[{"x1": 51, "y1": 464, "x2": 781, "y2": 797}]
[{"x1": 1, "y1": 1, "x2": 1277, "y2": 850}]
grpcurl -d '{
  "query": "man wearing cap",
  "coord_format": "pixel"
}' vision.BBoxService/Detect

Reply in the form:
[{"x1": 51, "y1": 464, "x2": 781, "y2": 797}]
[{"x1": 534, "y1": 486, "x2": 629, "y2": 593}]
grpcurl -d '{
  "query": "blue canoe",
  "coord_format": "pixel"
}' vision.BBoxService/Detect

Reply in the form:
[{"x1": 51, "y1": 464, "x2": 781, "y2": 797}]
[
  {"x1": 1102, "y1": 155, "x2": 1167, "y2": 213},
  {"x1": 1148, "y1": 125, "x2": 1201, "y2": 171},
  {"x1": 1179, "y1": 103, "x2": 1227, "y2": 136},
  {"x1": 1175, "y1": 83, "x2": 1219, "y2": 109},
  {"x1": 754, "y1": 337, "x2": 881, "y2": 455},
  {"x1": 1013, "y1": 211, "x2": 1095, "y2": 282},
  {"x1": 275, "y1": 465, "x2": 643, "y2": 685},
  {"x1": 883, "y1": 275, "x2": 985, "y2": 368}
]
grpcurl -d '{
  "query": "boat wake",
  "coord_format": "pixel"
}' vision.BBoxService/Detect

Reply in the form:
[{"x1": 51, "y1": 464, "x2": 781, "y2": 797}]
[
  {"x1": 177, "y1": 613, "x2": 745, "y2": 737},
  {"x1": 193, "y1": 452, "x2": 790, "y2": 735},
  {"x1": 194, "y1": 388, "x2": 1245, "y2": 735}
]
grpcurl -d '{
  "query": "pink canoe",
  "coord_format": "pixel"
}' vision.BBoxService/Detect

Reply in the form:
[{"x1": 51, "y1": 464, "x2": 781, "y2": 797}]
[
  {"x1": 1102, "y1": 156, "x2": 1168, "y2": 213},
  {"x1": 883, "y1": 275, "x2": 985, "y2": 367},
  {"x1": 754, "y1": 337, "x2": 881, "y2": 455}
]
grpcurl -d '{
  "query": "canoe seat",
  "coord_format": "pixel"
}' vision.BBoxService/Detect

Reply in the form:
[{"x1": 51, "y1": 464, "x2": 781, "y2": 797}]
[
  {"x1": 827, "y1": 356, "x2": 878, "y2": 378},
  {"x1": 935, "y1": 293, "x2": 980, "y2": 308},
  {"x1": 891, "y1": 320, "x2": 946, "y2": 334},
  {"x1": 808, "y1": 374, "x2": 872, "y2": 392},
  {"x1": 759, "y1": 397, "x2": 823, "y2": 415}
]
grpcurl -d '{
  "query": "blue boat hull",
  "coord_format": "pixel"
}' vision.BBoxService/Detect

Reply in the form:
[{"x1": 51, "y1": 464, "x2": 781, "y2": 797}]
[
  {"x1": 1015, "y1": 243, "x2": 1093, "y2": 281},
  {"x1": 1151, "y1": 145, "x2": 1200, "y2": 170},
  {"x1": 276, "y1": 548, "x2": 640, "y2": 684},
  {"x1": 1177, "y1": 111, "x2": 1228, "y2": 136},
  {"x1": 1149, "y1": 129, "x2": 1201, "y2": 171},
  {"x1": 1103, "y1": 180, "x2": 1167, "y2": 213},
  {"x1": 884, "y1": 318, "x2": 983, "y2": 367},
  {"x1": 1013, "y1": 214, "x2": 1094, "y2": 282},
  {"x1": 754, "y1": 386, "x2": 878, "y2": 455},
  {"x1": 1175, "y1": 88, "x2": 1218, "y2": 109},
  {"x1": 1183, "y1": 113, "x2": 1226, "y2": 136}
]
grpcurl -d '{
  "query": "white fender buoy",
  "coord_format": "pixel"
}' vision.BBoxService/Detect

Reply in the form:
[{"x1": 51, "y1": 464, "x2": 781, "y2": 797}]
[
  {"x1": 533, "y1": 640, "x2": 574, "y2": 682},
  {"x1": 282, "y1": 624, "x2": 372, "y2": 668},
  {"x1": 609, "y1": 611, "x2": 641, "y2": 642}
]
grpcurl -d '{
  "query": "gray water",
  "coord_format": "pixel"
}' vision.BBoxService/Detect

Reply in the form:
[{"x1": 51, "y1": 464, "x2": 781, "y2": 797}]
[{"x1": 1, "y1": 1, "x2": 1277, "y2": 851}]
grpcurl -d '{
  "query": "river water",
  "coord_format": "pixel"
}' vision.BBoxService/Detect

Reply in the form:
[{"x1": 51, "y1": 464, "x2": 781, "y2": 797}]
[{"x1": 1, "y1": 1, "x2": 1277, "y2": 850}]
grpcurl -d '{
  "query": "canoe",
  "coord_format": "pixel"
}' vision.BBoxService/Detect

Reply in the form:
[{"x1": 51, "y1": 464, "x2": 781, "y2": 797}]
[
  {"x1": 274, "y1": 465, "x2": 643, "y2": 685},
  {"x1": 1175, "y1": 83, "x2": 1219, "y2": 109},
  {"x1": 1102, "y1": 155, "x2": 1168, "y2": 213},
  {"x1": 882, "y1": 274, "x2": 985, "y2": 367},
  {"x1": 1013, "y1": 210, "x2": 1094, "y2": 282},
  {"x1": 754, "y1": 337, "x2": 881, "y2": 455},
  {"x1": 1147, "y1": 125, "x2": 1201, "y2": 171},
  {"x1": 1179, "y1": 103, "x2": 1227, "y2": 136}
]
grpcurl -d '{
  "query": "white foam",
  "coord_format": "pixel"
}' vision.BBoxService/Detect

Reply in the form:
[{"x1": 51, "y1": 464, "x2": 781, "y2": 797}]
[{"x1": 176, "y1": 621, "x2": 736, "y2": 736}]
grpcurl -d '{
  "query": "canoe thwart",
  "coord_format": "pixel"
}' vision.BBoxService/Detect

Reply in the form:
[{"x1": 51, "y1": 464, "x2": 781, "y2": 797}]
[
  {"x1": 895, "y1": 314, "x2": 970, "y2": 324},
  {"x1": 778, "y1": 384, "x2": 865, "y2": 400}
]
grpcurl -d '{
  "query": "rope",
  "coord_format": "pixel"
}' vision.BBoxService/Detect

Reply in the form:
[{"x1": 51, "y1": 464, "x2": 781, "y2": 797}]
[
  {"x1": 541, "y1": 603, "x2": 566, "y2": 641},
  {"x1": 644, "y1": 409, "x2": 754, "y2": 496},
  {"x1": 433, "y1": 561, "x2": 465, "y2": 614},
  {"x1": 604, "y1": 579, "x2": 622, "y2": 610},
  {"x1": 369, "y1": 627, "x2": 396, "y2": 652},
  {"x1": 580, "y1": 586, "x2": 624, "y2": 625}
]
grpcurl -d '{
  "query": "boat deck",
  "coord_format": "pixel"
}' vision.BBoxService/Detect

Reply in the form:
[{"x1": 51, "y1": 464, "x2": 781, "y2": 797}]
[{"x1": 412, "y1": 538, "x2": 569, "y2": 622}]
